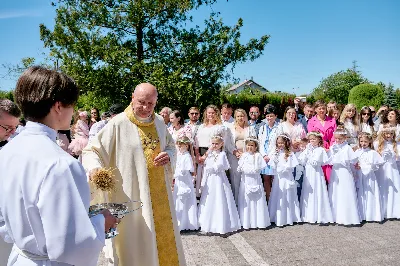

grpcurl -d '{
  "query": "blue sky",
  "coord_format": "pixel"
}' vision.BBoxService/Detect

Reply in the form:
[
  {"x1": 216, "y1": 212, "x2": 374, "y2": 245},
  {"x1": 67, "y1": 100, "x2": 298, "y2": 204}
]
[{"x1": 0, "y1": 0, "x2": 399, "y2": 95}]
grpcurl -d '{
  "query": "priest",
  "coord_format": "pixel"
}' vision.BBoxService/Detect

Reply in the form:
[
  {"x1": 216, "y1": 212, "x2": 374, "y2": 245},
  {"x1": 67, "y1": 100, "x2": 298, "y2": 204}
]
[{"x1": 82, "y1": 83, "x2": 186, "y2": 266}]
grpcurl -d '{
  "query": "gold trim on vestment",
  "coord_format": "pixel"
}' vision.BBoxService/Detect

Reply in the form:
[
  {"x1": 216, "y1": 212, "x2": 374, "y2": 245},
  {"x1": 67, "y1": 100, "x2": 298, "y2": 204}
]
[{"x1": 125, "y1": 105, "x2": 180, "y2": 265}]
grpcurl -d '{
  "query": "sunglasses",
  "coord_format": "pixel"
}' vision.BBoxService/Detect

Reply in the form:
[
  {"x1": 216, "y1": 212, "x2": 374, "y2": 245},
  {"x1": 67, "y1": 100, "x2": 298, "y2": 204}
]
[
  {"x1": 189, "y1": 113, "x2": 199, "y2": 115},
  {"x1": 362, "y1": 113, "x2": 371, "y2": 116}
]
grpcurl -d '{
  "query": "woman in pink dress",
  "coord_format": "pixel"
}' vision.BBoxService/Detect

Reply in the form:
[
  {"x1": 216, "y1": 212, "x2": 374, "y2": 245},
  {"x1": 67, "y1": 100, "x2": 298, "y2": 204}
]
[
  {"x1": 68, "y1": 110, "x2": 89, "y2": 157},
  {"x1": 307, "y1": 100, "x2": 337, "y2": 182}
]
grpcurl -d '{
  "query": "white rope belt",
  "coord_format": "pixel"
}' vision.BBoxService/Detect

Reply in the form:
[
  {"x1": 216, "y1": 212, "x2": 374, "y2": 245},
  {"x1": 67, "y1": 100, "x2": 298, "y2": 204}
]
[{"x1": 13, "y1": 245, "x2": 49, "y2": 261}]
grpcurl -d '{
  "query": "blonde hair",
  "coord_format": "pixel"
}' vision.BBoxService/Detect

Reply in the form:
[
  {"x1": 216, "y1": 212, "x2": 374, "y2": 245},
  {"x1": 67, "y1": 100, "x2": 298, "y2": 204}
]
[
  {"x1": 202, "y1": 105, "x2": 222, "y2": 125},
  {"x1": 339, "y1": 104, "x2": 359, "y2": 129},
  {"x1": 377, "y1": 125, "x2": 398, "y2": 156},
  {"x1": 210, "y1": 135, "x2": 224, "y2": 151},
  {"x1": 283, "y1": 106, "x2": 298, "y2": 122},
  {"x1": 234, "y1": 109, "x2": 249, "y2": 128},
  {"x1": 245, "y1": 138, "x2": 259, "y2": 152},
  {"x1": 276, "y1": 133, "x2": 292, "y2": 161},
  {"x1": 333, "y1": 125, "x2": 349, "y2": 138},
  {"x1": 357, "y1": 132, "x2": 373, "y2": 149},
  {"x1": 307, "y1": 131, "x2": 323, "y2": 147}
]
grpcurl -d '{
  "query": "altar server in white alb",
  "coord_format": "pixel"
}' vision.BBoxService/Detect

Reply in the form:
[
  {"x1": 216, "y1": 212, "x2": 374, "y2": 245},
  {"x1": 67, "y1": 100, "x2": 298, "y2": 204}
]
[
  {"x1": 268, "y1": 133, "x2": 301, "y2": 227},
  {"x1": 298, "y1": 131, "x2": 333, "y2": 224},
  {"x1": 328, "y1": 126, "x2": 360, "y2": 225},
  {"x1": 173, "y1": 136, "x2": 199, "y2": 231},
  {"x1": 374, "y1": 125, "x2": 400, "y2": 219},
  {"x1": 237, "y1": 136, "x2": 271, "y2": 229},
  {"x1": 198, "y1": 131, "x2": 241, "y2": 234},
  {"x1": 0, "y1": 66, "x2": 119, "y2": 266},
  {"x1": 355, "y1": 132, "x2": 384, "y2": 222}
]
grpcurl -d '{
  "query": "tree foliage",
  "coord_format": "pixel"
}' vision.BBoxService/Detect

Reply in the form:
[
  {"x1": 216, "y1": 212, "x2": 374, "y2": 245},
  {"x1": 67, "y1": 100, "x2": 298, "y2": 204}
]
[
  {"x1": 40, "y1": 0, "x2": 269, "y2": 114},
  {"x1": 348, "y1": 84, "x2": 384, "y2": 110},
  {"x1": 0, "y1": 90, "x2": 14, "y2": 101},
  {"x1": 378, "y1": 82, "x2": 397, "y2": 108},
  {"x1": 311, "y1": 62, "x2": 369, "y2": 104}
]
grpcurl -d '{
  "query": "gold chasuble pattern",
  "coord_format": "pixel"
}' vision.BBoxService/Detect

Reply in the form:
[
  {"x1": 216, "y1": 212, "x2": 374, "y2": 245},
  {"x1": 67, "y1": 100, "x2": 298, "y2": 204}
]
[{"x1": 125, "y1": 106, "x2": 180, "y2": 266}]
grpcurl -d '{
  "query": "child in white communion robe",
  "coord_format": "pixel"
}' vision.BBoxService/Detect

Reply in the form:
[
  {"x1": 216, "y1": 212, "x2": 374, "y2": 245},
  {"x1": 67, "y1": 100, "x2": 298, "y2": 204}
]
[
  {"x1": 237, "y1": 137, "x2": 271, "y2": 229},
  {"x1": 298, "y1": 131, "x2": 333, "y2": 224},
  {"x1": 173, "y1": 136, "x2": 199, "y2": 231},
  {"x1": 198, "y1": 132, "x2": 241, "y2": 234},
  {"x1": 268, "y1": 133, "x2": 302, "y2": 227},
  {"x1": 328, "y1": 126, "x2": 360, "y2": 225},
  {"x1": 374, "y1": 125, "x2": 400, "y2": 219},
  {"x1": 355, "y1": 132, "x2": 384, "y2": 222}
]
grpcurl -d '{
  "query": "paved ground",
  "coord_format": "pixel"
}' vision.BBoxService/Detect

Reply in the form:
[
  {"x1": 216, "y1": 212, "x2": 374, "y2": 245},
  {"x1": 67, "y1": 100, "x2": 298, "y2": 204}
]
[{"x1": 98, "y1": 220, "x2": 400, "y2": 266}]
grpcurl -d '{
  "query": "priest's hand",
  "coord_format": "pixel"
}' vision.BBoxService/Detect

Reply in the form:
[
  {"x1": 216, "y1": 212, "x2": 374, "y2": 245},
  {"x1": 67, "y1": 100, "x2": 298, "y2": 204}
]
[
  {"x1": 100, "y1": 209, "x2": 121, "y2": 233},
  {"x1": 154, "y1": 151, "x2": 170, "y2": 166}
]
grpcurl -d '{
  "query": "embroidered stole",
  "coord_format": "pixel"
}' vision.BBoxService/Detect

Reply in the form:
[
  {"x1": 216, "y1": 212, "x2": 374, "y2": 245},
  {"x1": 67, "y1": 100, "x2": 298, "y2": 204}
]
[{"x1": 125, "y1": 106, "x2": 180, "y2": 265}]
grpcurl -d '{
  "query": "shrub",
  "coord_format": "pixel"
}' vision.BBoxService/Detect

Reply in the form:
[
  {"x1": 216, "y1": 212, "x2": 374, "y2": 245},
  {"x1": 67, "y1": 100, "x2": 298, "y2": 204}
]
[
  {"x1": 348, "y1": 84, "x2": 384, "y2": 110},
  {"x1": 220, "y1": 89, "x2": 296, "y2": 118}
]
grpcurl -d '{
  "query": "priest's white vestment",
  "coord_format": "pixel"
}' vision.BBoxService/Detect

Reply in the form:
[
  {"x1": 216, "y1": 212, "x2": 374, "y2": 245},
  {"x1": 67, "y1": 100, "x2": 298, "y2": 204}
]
[
  {"x1": 0, "y1": 122, "x2": 105, "y2": 266},
  {"x1": 82, "y1": 111, "x2": 186, "y2": 266}
]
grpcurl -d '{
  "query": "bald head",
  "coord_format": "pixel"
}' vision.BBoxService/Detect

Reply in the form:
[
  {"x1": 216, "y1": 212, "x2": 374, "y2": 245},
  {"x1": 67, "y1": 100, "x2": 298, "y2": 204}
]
[
  {"x1": 131, "y1": 83, "x2": 158, "y2": 118},
  {"x1": 133, "y1": 83, "x2": 158, "y2": 97}
]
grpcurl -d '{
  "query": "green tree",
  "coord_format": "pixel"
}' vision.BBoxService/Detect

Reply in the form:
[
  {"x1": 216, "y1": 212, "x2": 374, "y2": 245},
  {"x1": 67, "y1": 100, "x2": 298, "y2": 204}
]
[
  {"x1": 348, "y1": 84, "x2": 384, "y2": 110},
  {"x1": 395, "y1": 88, "x2": 400, "y2": 109},
  {"x1": 311, "y1": 61, "x2": 369, "y2": 104},
  {"x1": 378, "y1": 82, "x2": 397, "y2": 108},
  {"x1": 40, "y1": 0, "x2": 269, "y2": 114},
  {"x1": 0, "y1": 90, "x2": 14, "y2": 101}
]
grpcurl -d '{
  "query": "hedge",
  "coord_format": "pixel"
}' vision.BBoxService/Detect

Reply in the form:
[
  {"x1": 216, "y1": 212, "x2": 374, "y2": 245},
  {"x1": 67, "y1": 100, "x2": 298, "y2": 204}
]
[{"x1": 348, "y1": 84, "x2": 384, "y2": 110}]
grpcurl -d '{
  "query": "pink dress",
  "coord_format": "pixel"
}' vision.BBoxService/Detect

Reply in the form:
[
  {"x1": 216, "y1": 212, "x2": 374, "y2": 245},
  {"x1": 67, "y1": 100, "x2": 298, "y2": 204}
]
[
  {"x1": 68, "y1": 120, "x2": 89, "y2": 156},
  {"x1": 307, "y1": 115, "x2": 337, "y2": 182}
]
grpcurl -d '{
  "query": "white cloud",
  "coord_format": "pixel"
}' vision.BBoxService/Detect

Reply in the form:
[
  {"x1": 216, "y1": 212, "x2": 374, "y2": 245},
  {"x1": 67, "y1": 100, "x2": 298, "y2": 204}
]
[{"x1": 0, "y1": 9, "x2": 42, "y2": 20}]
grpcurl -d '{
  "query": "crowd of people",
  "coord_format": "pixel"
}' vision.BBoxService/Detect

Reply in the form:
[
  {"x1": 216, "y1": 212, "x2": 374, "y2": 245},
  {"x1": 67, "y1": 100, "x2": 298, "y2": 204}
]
[
  {"x1": 159, "y1": 101, "x2": 400, "y2": 234},
  {"x1": 0, "y1": 66, "x2": 400, "y2": 265}
]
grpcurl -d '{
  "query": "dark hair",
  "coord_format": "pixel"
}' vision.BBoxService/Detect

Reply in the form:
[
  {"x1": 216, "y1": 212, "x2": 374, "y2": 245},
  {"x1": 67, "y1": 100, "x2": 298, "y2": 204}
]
[
  {"x1": 359, "y1": 106, "x2": 374, "y2": 127},
  {"x1": 264, "y1": 104, "x2": 276, "y2": 115},
  {"x1": 0, "y1": 99, "x2": 21, "y2": 118},
  {"x1": 108, "y1": 103, "x2": 124, "y2": 115},
  {"x1": 91, "y1": 108, "x2": 100, "y2": 121},
  {"x1": 19, "y1": 117, "x2": 26, "y2": 126},
  {"x1": 303, "y1": 104, "x2": 313, "y2": 110},
  {"x1": 221, "y1": 103, "x2": 233, "y2": 110},
  {"x1": 283, "y1": 106, "x2": 297, "y2": 122},
  {"x1": 171, "y1": 110, "x2": 184, "y2": 125},
  {"x1": 14, "y1": 66, "x2": 79, "y2": 120},
  {"x1": 382, "y1": 108, "x2": 400, "y2": 125}
]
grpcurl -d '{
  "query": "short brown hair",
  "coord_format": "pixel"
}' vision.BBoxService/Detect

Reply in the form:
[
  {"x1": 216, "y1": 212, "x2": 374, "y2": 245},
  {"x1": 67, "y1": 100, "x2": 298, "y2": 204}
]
[
  {"x1": 188, "y1": 106, "x2": 199, "y2": 112},
  {"x1": 313, "y1": 100, "x2": 327, "y2": 110},
  {"x1": 0, "y1": 99, "x2": 21, "y2": 118},
  {"x1": 221, "y1": 103, "x2": 233, "y2": 110},
  {"x1": 14, "y1": 66, "x2": 79, "y2": 120}
]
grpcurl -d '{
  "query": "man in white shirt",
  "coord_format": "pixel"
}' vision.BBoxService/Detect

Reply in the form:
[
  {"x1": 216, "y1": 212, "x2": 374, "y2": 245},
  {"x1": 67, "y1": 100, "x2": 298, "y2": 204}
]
[
  {"x1": 221, "y1": 103, "x2": 234, "y2": 124},
  {"x1": 88, "y1": 104, "x2": 124, "y2": 141},
  {"x1": 185, "y1": 106, "x2": 201, "y2": 139},
  {"x1": 0, "y1": 99, "x2": 20, "y2": 150},
  {"x1": 159, "y1": 106, "x2": 172, "y2": 126},
  {"x1": 0, "y1": 66, "x2": 118, "y2": 266}
]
